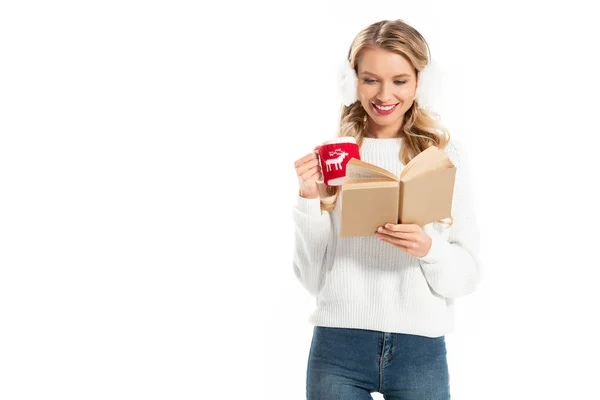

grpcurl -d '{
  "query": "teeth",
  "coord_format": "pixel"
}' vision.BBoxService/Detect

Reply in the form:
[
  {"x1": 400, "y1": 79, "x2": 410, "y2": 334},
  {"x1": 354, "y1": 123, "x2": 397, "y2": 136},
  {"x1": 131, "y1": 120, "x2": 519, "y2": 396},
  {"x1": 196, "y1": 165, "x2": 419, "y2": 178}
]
[{"x1": 374, "y1": 103, "x2": 396, "y2": 111}]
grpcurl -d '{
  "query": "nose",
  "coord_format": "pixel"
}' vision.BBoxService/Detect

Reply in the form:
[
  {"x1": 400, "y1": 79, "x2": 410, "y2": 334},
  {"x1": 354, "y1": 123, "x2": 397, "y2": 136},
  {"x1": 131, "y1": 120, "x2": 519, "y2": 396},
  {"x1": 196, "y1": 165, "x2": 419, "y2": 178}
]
[{"x1": 376, "y1": 82, "x2": 394, "y2": 103}]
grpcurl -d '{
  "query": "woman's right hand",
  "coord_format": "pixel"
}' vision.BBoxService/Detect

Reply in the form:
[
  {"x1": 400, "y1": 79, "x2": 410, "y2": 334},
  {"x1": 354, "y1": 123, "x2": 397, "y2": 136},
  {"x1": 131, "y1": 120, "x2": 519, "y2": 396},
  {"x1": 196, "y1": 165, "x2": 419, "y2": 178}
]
[{"x1": 294, "y1": 147, "x2": 322, "y2": 199}]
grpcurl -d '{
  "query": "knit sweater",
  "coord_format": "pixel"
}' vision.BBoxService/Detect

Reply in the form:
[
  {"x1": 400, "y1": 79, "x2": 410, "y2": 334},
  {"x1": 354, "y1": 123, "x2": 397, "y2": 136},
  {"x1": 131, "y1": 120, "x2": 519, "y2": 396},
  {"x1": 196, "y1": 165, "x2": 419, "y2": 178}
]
[{"x1": 292, "y1": 137, "x2": 481, "y2": 338}]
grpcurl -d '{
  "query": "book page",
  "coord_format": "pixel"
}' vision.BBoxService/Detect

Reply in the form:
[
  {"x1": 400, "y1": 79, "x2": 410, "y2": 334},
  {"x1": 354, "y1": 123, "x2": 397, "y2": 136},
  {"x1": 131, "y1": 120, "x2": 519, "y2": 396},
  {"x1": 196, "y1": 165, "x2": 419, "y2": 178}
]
[
  {"x1": 400, "y1": 146, "x2": 454, "y2": 182},
  {"x1": 343, "y1": 178, "x2": 398, "y2": 189},
  {"x1": 345, "y1": 158, "x2": 398, "y2": 181}
]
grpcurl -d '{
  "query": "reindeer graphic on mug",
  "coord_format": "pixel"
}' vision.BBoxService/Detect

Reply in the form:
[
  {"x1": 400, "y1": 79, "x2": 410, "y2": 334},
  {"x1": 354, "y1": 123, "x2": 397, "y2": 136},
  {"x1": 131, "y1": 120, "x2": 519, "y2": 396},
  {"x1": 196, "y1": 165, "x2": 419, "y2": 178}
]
[{"x1": 325, "y1": 148, "x2": 349, "y2": 171}]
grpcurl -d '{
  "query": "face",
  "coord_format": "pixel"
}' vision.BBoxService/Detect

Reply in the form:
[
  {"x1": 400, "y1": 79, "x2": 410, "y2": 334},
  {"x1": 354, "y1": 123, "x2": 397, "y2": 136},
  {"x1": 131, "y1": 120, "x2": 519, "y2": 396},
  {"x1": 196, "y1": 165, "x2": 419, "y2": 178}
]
[{"x1": 356, "y1": 47, "x2": 418, "y2": 132}]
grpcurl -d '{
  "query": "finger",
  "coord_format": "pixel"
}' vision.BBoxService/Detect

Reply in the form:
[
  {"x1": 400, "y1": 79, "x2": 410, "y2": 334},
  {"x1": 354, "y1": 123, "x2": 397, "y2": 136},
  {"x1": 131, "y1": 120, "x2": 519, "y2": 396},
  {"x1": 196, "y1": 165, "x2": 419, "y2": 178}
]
[
  {"x1": 376, "y1": 234, "x2": 411, "y2": 249},
  {"x1": 383, "y1": 223, "x2": 420, "y2": 233},
  {"x1": 296, "y1": 158, "x2": 320, "y2": 176},
  {"x1": 376, "y1": 234, "x2": 416, "y2": 249},
  {"x1": 300, "y1": 167, "x2": 321, "y2": 182},
  {"x1": 377, "y1": 226, "x2": 414, "y2": 239},
  {"x1": 294, "y1": 150, "x2": 319, "y2": 168},
  {"x1": 306, "y1": 169, "x2": 321, "y2": 182}
]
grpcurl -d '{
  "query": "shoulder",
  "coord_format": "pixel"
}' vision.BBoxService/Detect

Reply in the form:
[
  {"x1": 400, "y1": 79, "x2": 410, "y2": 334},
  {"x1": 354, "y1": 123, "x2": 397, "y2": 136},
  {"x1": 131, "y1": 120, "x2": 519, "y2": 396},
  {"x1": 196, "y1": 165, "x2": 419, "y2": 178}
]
[{"x1": 441, "y1": 137, "x2": 469, "y2": 169}]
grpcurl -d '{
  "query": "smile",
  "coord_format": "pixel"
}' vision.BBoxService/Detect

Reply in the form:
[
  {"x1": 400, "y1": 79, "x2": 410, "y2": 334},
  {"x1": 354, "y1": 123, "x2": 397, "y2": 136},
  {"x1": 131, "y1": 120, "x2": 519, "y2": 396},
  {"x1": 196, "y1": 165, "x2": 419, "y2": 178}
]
[{"x1": 372, "y1": 102, "x2": 399, "y2": 115}]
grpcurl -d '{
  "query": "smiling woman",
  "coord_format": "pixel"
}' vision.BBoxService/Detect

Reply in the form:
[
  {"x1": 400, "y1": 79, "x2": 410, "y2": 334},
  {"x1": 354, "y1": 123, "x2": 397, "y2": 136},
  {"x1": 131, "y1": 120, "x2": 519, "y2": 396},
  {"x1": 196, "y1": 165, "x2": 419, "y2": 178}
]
[
  {"x1": 317, "y1": 23, "x2": 452, "y2": 213},
  {"x1": 291, "y1": 18, "x2": 482, "y2": 400}
]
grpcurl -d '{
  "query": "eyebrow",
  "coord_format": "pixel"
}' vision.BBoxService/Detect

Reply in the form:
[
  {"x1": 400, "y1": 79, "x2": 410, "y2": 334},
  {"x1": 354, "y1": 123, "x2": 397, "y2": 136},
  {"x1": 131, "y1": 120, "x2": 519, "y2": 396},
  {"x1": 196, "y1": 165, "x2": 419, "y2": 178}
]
[{"x1": 360, "y1": 71, "x2": 411, "y2": 78}]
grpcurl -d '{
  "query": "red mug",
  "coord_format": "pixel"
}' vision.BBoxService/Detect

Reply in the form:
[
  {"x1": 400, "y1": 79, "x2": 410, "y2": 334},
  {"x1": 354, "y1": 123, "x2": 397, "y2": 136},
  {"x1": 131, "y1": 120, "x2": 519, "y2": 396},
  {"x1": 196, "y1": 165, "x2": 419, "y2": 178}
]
[{"x1": 316, "y1": 137, "x2": 361, "y2": 186}]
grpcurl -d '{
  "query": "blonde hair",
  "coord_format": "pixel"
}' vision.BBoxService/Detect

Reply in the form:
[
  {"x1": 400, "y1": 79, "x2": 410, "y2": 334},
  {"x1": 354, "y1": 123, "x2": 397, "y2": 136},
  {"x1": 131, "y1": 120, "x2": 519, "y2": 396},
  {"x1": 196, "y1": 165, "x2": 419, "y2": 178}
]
[{"x1": 321, "y1": 19, "x2": 452, "y2": 227}]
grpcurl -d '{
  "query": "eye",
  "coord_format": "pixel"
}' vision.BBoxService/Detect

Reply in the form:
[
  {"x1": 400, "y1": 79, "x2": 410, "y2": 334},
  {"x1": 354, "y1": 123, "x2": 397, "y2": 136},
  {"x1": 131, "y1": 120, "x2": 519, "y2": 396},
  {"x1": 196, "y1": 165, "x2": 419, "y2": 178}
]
[
  {"x1": 363, "y1": 79, "x2": 377, "y2": 84},
  {"x1": 394, "y1": 80, "x2": 407, "y2": 85}
]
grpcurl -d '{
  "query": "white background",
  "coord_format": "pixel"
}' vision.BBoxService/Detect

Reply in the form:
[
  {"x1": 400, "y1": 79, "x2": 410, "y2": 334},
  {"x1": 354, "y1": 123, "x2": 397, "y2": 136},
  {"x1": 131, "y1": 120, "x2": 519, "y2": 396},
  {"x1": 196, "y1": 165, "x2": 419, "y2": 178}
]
[{"x1": 1, "y1": 1, "x2": 599, "y2": 399}]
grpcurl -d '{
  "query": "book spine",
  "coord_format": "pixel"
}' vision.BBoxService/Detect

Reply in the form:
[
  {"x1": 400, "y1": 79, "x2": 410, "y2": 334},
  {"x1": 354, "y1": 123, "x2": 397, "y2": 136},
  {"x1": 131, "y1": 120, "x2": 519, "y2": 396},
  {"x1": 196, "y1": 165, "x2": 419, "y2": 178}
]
[{"x1": 398, "y1": 181, "x2": 404, "y2": 224}]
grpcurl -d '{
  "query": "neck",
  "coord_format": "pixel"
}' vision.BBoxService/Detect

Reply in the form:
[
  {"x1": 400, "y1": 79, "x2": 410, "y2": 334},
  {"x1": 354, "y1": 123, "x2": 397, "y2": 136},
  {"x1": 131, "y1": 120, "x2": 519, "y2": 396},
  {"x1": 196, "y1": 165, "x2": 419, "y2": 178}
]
[{"x1": 367, "y1": 116, "x2": 404, "y2": 139}]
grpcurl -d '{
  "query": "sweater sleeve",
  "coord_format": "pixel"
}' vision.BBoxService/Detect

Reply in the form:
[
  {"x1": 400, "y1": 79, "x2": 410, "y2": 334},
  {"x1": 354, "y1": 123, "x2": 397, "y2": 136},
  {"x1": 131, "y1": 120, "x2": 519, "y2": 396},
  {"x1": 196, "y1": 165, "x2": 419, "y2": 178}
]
[
  {"x1": 417, "y1": 140, "x2": 482, "y2": 299},
  {"x1": 292, "y1": 195, "x2": 332, "y2": 296}
]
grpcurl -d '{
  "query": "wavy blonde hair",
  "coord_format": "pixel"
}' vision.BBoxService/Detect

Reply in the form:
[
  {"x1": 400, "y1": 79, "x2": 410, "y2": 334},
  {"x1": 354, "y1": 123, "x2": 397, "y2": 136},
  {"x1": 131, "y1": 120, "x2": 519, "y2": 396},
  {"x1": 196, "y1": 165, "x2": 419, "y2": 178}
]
[{"x1": 320, "y1": 19, "x2": 451, "y2": 221}]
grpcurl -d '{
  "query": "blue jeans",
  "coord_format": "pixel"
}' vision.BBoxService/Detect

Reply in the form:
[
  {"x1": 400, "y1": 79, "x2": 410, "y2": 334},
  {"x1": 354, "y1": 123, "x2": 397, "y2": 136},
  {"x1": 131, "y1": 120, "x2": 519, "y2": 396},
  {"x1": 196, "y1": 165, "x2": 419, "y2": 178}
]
[{"x1": 306, "y1": 326, "x2": 450, "y2": 399}]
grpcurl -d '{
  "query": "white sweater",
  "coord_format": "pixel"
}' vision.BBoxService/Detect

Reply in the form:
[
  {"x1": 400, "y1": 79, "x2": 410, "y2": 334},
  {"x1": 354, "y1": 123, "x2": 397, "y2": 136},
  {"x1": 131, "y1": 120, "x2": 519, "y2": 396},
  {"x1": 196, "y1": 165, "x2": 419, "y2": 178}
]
[{"x1": 292, "y1": 137, "x2": 481, "y2": 338}]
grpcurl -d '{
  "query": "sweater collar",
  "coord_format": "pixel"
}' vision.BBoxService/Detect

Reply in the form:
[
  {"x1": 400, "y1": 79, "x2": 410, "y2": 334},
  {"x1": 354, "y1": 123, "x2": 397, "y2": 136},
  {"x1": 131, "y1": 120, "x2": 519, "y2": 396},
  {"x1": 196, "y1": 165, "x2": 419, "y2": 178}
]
[{"x1": 360, "y1": 137, "x2": 402, "y2": 154}]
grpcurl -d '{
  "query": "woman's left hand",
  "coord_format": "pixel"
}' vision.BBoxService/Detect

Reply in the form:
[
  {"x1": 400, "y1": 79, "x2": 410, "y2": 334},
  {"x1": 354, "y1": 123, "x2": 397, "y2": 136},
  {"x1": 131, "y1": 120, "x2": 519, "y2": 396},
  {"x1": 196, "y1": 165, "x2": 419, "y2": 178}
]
[{"x1": 376, "y1": 223, "x2": 432, "y2": 258}]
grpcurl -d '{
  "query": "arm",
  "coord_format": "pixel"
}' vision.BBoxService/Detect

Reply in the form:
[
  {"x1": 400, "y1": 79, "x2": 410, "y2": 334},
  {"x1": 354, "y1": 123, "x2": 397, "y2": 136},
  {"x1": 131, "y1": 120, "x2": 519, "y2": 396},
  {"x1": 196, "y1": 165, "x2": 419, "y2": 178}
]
[
  {"x1": 292, "y1": 195, "x2": 332, "y2": 296},
  {"x1": 417, "y1": 139, "x2": 482, "y2": 299}
]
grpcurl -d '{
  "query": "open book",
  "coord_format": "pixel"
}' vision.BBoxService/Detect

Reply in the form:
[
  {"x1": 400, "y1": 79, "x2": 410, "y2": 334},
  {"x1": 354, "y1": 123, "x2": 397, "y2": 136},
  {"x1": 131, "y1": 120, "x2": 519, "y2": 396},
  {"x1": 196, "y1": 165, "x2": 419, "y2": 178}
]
[{"x1": 340, "y1": 146, "x2": 456, "y2": 237}]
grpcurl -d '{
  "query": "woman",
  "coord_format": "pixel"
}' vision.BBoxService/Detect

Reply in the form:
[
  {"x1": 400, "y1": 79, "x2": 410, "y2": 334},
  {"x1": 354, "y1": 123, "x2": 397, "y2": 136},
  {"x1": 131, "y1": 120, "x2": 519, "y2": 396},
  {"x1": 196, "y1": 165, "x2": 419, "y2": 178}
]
[{"x1": 292, "y1": 19, "x2": 481, "y2": 399}]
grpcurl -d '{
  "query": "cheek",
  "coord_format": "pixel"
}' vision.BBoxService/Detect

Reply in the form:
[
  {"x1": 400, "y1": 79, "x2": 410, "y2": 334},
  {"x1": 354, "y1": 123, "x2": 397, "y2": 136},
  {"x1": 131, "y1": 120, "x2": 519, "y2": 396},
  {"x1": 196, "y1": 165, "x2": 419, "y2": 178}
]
[
  {"x1": 357, "y1": 85, "x2": 376, "y2": 101},
  {"x1": 397, "y1": 85, "x2": 416, "y2": 99}
]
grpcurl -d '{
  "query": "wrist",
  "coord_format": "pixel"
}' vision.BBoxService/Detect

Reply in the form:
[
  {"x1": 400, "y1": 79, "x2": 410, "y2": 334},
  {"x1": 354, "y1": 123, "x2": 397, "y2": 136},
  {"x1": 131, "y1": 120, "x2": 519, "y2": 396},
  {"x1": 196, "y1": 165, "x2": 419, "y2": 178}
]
[
  {"x1": 418, "y1": 227, "x2": 448, "y2": 263},
  {"x1": 299, "y1": 188, "x2": 319, "y2": 199}
]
